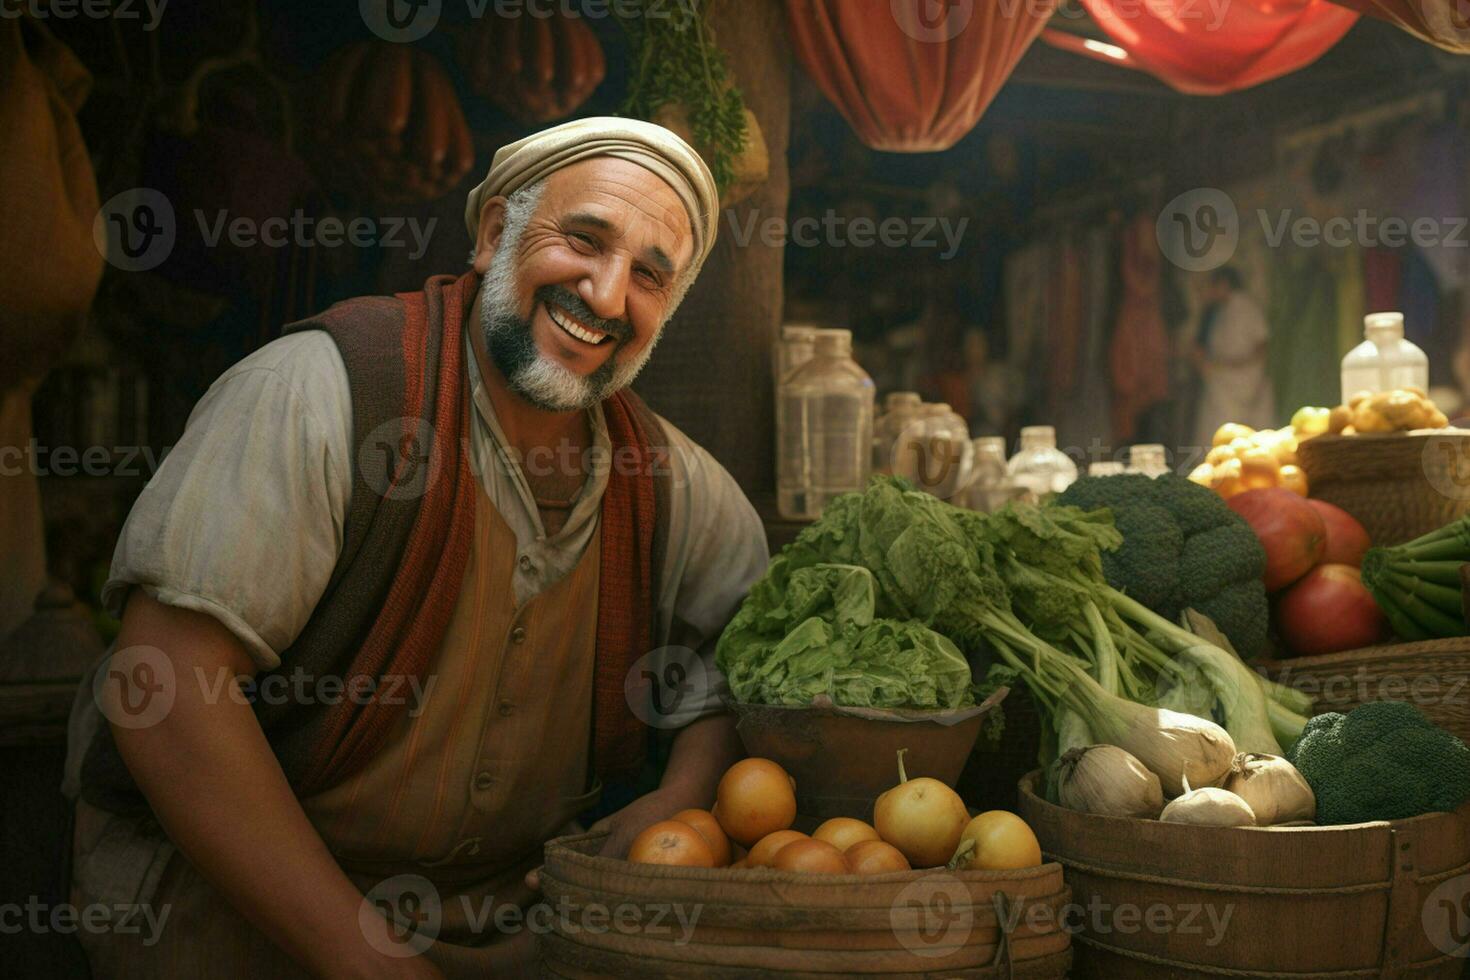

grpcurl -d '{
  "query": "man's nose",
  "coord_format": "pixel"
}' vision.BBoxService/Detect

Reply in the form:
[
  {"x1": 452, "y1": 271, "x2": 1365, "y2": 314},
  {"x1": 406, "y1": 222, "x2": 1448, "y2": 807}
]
[{"x1": 579, "y1": 255, "x2": 631, "y2": 325}]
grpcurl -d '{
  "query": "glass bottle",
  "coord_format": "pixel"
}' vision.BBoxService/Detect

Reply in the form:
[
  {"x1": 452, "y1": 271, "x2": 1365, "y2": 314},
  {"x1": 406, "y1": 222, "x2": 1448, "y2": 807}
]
[
  {"x1": 873, "y1": 391, "x2": 922, "y2": 475},
  {"x1": 1126, "y1": 444, "x2": 1170, "y2": 477},
  {"x1": 1006, "y1": 425, "x2": 1079, "y2": 502},
  {"x1": 1340, "y1": 312, "x2": 1429, "y2": 404},
  {"x1": 898, "y1": 403, "x2": 972, "y2": 501},
  {"x1": 777, "y1": 329, "x2": 876, "y2": 520},
  {"x1": 967, "y1": 436, "x2": 1018, "y2": 512},
  {"x1": 774, "y1": 324, "x2": 819, "y2": 385}
]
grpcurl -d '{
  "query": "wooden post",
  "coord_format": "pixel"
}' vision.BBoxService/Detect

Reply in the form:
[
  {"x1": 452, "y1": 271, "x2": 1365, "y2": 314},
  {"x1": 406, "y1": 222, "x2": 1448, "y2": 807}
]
[{"x1": 632, "y1": 0, "x2": 790, "y2": 499}]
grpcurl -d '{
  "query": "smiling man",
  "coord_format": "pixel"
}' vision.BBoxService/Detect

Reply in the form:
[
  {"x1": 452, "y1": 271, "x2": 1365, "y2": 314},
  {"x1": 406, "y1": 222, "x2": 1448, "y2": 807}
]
[{"x1": 63, "y1": 118, "x2": 768, "y2": 977}]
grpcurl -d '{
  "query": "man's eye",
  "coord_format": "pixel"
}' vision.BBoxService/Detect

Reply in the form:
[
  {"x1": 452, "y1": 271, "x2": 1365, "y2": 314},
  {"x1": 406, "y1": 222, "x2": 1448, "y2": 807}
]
[
  {"x1": 637, "y1": 266, "x2": 662, "y2": 286},
  {"x1": 569, "y1": 232, "x2": 597, "y2": 248}
]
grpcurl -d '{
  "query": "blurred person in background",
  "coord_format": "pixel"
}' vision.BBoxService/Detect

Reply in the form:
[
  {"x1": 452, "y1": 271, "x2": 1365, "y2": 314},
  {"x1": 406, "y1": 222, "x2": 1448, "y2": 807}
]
[{"x1": 1191, "y1": 266, "x2": 1275, "y2": 449}]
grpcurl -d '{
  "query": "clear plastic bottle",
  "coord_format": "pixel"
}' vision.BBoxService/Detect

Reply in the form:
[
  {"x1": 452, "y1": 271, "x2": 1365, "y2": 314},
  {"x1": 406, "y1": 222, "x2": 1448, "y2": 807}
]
[
  {"x1": 1126, "y1": 444, "x2": 1170, "y2": 477},
  {"x1": 777, "y1": 329, "x2": 876, "y2": 520},
  {"x1": 967, "y1": 436, "x2": 1019, "y2": 512},
  {"x1": 872, "y1": 391, "x2": 922, "y2": 474},
  {"x1": 1340, "y1": 312, "x2": 1429, "y2": 404},
  {"x1": 774, "y1": 324, "x2": 819, "y2": 385},
  {"x1": 1006, "y1": 425, "x2": 1079, "y2": 502},
  {"x1": 905, "y1": 403, "x2": 973, "y2": 501}
]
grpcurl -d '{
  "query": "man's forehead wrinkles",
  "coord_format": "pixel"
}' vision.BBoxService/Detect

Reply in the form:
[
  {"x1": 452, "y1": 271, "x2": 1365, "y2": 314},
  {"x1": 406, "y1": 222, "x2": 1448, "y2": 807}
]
[{"x1": 575, "y1": 173, "x2": 686, "y2": 226}]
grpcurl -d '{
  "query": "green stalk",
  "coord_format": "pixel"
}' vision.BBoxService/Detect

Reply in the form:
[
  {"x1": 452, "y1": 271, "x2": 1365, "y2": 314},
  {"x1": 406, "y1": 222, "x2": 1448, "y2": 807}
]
[
  {"x1": 1264, "y1": 697, "x2": 1309, "y2": 750},
  {"x1": 1389, "y1": 560, "x2": 1468, "y2": 588},
  {"x1": 1392, "y1": 536, "x2": 1470, "y2": 563},
  {"x1": 1376, "y1": 579, "x2": 1466, "y2": 637},
  {"x1": 1375, "y1": 591, "x2": 1433, "y2": 642},
  {"x1": 1253, "y1": 674, "x2": 1313, "y2": 717},
  {"x1": 1385, "y1": 570, "x2": 1465, "y2": 618},
  {"x1": 1085, "y1": 600, "x2": 1119, "y2": 695}
]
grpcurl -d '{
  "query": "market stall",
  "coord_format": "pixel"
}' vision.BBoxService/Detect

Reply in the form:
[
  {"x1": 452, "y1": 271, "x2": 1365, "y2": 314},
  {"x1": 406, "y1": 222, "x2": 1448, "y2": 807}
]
[{"x1": 5, "y1": 0, "x2": 1470, "y2": 977}]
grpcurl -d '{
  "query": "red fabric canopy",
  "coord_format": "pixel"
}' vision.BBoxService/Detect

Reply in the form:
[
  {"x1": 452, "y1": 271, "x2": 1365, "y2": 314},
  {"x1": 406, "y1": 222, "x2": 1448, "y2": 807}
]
[
  {"x1": 785, "y1": 0, "x2": 1058, "y2": 152},
  {"x1": 1328, "y1": 0, "x2": 1470, "y2": 52},
  {"x1": 1042, "y1": 0, "x2": 1359, "y2": 95}
]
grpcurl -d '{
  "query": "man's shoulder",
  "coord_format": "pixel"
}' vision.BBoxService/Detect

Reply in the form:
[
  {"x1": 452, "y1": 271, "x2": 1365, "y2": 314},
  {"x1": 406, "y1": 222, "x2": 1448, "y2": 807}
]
[{"x1": 215, "y1": 331, "x2": 347, "y2": 400}]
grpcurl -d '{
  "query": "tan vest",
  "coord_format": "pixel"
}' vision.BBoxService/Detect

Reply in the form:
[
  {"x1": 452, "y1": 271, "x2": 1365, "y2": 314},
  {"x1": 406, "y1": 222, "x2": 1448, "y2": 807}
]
[{"x1": 73, "y1": 486, "x2": 603, "y2": 978}]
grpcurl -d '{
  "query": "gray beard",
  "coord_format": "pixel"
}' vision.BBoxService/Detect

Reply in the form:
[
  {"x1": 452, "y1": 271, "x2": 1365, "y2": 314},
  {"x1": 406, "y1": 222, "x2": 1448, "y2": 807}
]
[{"x1": 478, "y1": 249, "x2": 660, "y2": 413}]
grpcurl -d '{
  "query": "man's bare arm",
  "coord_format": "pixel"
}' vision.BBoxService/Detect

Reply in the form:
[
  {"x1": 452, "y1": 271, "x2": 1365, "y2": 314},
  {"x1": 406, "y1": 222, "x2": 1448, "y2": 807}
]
[
  {"x1": 586, "y1": 712, "x2": 744, "y2": 859},
  {"x1": 105, "y1": 592, "x2": 440, "y2": 979}
]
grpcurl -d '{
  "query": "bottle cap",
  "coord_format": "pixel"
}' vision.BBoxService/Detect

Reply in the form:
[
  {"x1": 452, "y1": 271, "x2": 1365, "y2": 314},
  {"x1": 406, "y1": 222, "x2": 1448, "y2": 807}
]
[
  {"x1": 813, "y1": 328, "x2": 852, "y2": 355},
  {"x1": 1364, "y1": 312, "x2": 1404, "y2": 337},
  {"x1": 1019, "y1": 425, "x2": 1057, "y2": 448}
]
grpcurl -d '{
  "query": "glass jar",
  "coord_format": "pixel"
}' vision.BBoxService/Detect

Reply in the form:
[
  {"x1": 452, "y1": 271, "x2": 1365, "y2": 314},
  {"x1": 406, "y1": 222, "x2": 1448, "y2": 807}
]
[
  {"x1": 873, "y1": 391, "x2": 922, "y2": 475},
  {"x1": 777, "y1": 329, "x2": 876, "y2": 520},
  {"x1": 1126, "y1": 444, "x2": 1170, "y2": 477},
  {"x1": 894, "y1": 403, "x2": 972, "y2": 501},
  {"x1": 1006, "y1": 425, "x2": 1078, "y2": 502},
  {"x1": 774, "y1": 324, "x2": 819, "y2": 385},
  {"x1": 967, "y1": 436, "x2": 1020, "y2": 512},
  {"x1": 1340, "y1": 312, "x2": 1429, "y2": 403}
]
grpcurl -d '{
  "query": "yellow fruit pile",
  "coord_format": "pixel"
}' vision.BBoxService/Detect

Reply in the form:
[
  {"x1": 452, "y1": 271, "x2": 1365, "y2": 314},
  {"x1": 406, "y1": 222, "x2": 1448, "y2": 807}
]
[
  {"x1": 1188, "y1": 421, "x2": 1309, "y2": 499},
  {"x1": 1327, "y1": 387, "x2": 1448, "y2": 435}
]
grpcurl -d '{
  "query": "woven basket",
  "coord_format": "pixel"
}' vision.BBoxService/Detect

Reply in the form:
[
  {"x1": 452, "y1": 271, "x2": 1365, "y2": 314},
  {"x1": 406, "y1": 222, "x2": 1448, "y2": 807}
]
[
  {"x1": 1296, "y1": 429, "x2": 1470, "y2": 545},
  {"x1": 539, "y1": 830, "x2": 1073, "y2": 977},
  {"x1": 1255, "y1": 636, "x2": 1470, "y2": 744}
]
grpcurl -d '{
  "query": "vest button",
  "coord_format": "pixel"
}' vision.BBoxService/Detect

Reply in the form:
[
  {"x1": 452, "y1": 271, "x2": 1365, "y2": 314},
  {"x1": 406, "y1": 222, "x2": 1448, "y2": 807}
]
[
  {"x1": 473, "y1": 771, "x2": 495, "y2": 791},
  {"x1": 498, "y1": 699, "x2": 514, "y2": 716},
  {"x1": 511, "y1": 626, "x2": 527, "y2": 644}
]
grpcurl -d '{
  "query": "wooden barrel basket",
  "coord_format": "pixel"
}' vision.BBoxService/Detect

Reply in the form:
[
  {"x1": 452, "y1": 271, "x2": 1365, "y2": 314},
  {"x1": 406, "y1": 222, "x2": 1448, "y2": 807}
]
[
  {"x1": 1297, "y1": 430, "x2": 1470, "y2": 545},
  {"x1": 538, "y1": 830, "x2": 1073, "y2": 978},
  {"x1": 1017, "y1": 771, "x2": 1470, "y2": 978},
  {"x1": 1255, "y1": 636, "x2": 1470, "y2": 746}
]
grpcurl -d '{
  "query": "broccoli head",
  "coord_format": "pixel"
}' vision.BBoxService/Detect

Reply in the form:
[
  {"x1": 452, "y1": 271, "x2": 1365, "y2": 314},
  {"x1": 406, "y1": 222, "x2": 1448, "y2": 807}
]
[
  {"x1": 1286, "y1": 701, "x2": 1470, "y2": 824},
  {"x1": 1056, "y1": 473, "x2": 1268, "y2": 657}
]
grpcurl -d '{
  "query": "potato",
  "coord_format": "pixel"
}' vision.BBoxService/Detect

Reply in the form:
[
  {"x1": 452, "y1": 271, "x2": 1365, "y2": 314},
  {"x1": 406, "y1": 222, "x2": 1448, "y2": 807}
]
[{"x1": 1328, "y1": 405, "x2": 1351, "y2": 434}]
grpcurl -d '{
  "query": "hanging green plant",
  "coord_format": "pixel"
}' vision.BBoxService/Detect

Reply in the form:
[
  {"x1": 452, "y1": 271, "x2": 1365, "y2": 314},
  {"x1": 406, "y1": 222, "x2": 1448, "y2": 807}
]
[{"x1": 617, "y1": 0, "x2": 755, "y2": 198}]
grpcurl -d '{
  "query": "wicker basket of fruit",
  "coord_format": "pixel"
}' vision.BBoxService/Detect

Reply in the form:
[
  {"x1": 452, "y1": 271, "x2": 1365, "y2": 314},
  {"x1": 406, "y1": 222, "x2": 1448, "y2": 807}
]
[
  {"x1": 1294, "y1": 388, "x2": 1468, "y2": 546},
  {"x1": 539, "y1": 753, "x2": 1071, "y2": 978}
]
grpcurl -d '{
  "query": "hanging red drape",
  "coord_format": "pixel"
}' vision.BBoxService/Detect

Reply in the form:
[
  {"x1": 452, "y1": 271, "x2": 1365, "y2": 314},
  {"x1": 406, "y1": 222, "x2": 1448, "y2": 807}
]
[
  {"x1": 785, "y1": 0, "x2": 1058, "y2": 152},
  {"x1": 1042, "y1": 0, "x2": 1358, "y2": 95},
  {"x1": 1327, "y1": 0, "x2": 1470, "y2": 53}
]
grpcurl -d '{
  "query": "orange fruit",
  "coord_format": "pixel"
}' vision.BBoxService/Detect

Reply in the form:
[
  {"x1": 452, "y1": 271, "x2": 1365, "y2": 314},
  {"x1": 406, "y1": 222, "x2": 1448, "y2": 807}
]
[
  {"x1": 1238, "y1": 446, "x2": 1281, "y2": 490},
  {"x1": 812, "y1": 817, "x2": 881, "y2": 852},
  {"x1": 746, "y1": 829, "x2": 808, "y2": 868},
  {"x1": 1278, "y1": 464, "x2": 1308, "y2": 497},
  {"x1": 845, "y1": 839, "x2": 912, "y2": 874},
  {"x1": 950, "y1": 812, "x2": 1042, "y2": 871},
  {"x1": 627, "y1": 820, "x2": 715, "y2": 867},
  {"x1": 1213, "y1": 422, "x2": 1255, "y2": 447},
  {"x1": 772, "y1": 838, "x2": 848, "y2": 874},
  {"x1": 1211, "y1": 457, "x2": 1244, "y2": 499},
  {"x1": 672, "y1": 808, "x2": 732, "y2": 866},
  {"x1": 714, "y1": 758, "x2": 797, "y2": 847}
]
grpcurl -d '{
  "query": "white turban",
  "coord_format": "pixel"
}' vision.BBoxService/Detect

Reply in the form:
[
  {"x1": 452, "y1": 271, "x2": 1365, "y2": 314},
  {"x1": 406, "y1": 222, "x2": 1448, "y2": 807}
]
[{"x1": 464, "y1": 116, "x2": 719, "y2": 274}]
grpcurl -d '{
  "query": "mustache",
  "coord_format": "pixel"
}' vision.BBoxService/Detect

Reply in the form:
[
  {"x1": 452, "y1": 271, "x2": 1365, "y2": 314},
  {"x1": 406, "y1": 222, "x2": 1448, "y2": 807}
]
[{"x1": 535, "y1": 285, "x2": 631, "y2": 342}]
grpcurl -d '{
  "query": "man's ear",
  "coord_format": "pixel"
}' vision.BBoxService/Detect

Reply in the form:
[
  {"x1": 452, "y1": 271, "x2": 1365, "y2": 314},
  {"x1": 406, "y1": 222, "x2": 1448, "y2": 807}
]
[{"x1": 472, "y1": 196, "x2": 509, "y2": 275}]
